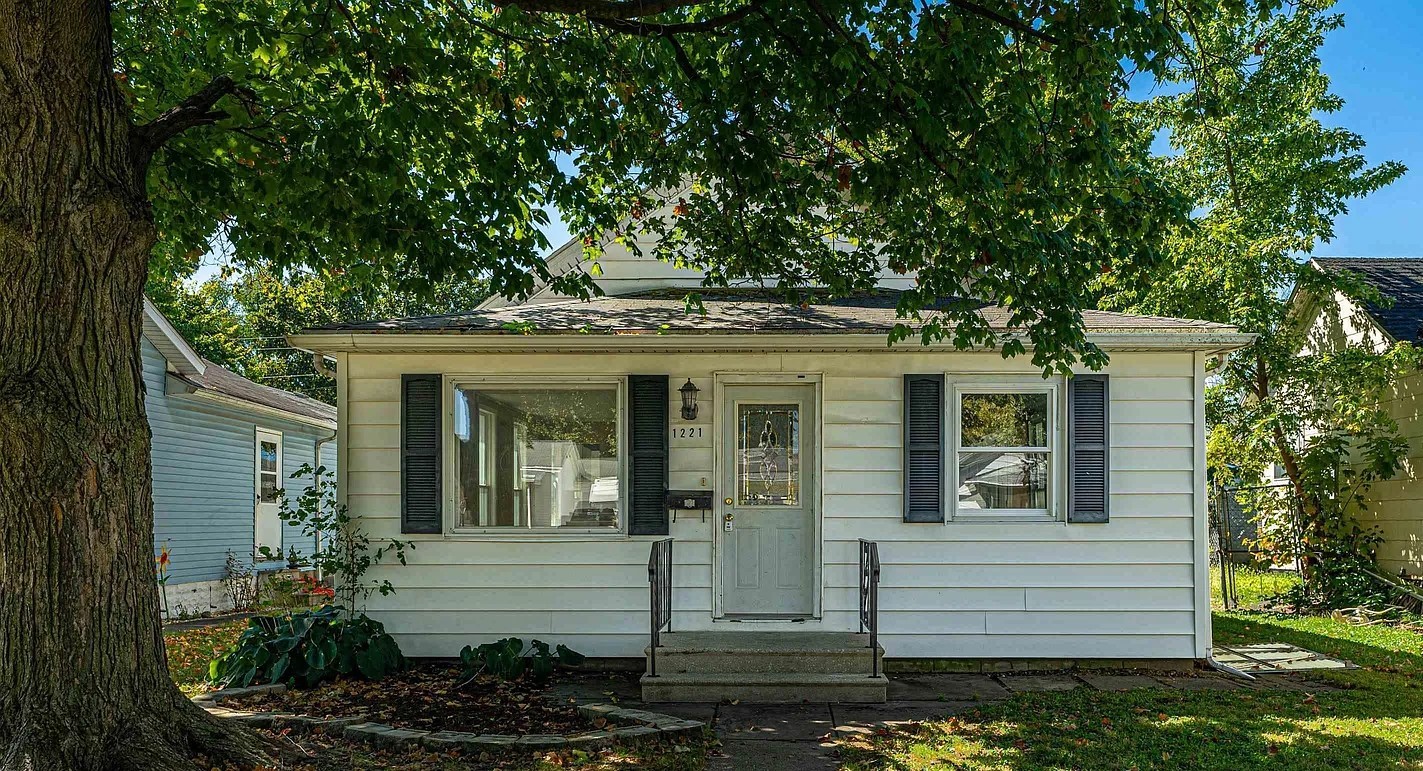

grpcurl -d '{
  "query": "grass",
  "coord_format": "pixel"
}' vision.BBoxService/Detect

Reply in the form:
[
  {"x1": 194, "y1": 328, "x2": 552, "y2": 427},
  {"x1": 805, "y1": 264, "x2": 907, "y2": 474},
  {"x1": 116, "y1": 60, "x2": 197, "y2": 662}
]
[
  {"x1": 839, "y1": 610, "x2": 1423, "y2": 770},
  {"x1": 164, "y1": 618, "x2": 245, "y2": 697},
  {"x1": 1210, "y1": 563, "x2": 1303, "y2": 610}
]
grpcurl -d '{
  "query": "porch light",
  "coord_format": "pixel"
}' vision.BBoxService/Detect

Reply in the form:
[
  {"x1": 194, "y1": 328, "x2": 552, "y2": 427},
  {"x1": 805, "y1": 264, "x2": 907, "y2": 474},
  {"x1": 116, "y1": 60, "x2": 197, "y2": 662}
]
[{"x1": 679, "y1": 378, "x2": 700, "y2": 421}]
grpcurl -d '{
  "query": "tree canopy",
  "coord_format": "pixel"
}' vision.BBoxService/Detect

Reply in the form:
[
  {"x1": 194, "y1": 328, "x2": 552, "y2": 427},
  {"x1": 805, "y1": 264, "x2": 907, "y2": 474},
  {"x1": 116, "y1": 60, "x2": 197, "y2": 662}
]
[
  {"x1": 1097, "y1": 0, "x2": 1412, "y2": 606},
  {"x1": 147, "y1": 268, "x2": 489, "y2": 402},
  {"x1": 120, "y1": 0, "x2": 1192, "y2": 372}
]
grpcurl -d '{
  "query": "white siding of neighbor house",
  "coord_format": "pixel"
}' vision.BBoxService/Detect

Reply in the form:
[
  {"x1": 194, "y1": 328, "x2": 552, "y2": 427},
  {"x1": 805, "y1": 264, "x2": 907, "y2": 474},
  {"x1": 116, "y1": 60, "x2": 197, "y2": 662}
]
[
  {"x1": 341, "y1": 349, "x2": 1208, "y2": 660},
  {"x1": 1297, "y1": 289, "x2": 1423, "y2": 574}
]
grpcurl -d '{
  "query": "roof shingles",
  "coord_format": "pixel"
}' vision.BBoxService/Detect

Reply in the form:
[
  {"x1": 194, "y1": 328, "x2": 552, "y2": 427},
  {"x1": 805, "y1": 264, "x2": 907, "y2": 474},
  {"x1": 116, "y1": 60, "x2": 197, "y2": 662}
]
[
  {"x1": 311, "y1": 289, "x2": 1234, "y2": 336},
  {"x1": 1313, "y1": 258, "x2": 1423, "y2": 342},
  {"x1": 173, "y1": 359, "x2": 336, "y2": 425}
]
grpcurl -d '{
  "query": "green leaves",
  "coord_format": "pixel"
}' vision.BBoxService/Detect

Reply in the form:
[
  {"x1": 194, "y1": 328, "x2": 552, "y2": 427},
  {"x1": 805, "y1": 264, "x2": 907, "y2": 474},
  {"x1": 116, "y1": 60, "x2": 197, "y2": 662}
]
[
  {"x1": 458, "y1": 637, "x2": 584, "y2": 683},
  {"x1": 116, "y1": 0, "x2": 1189, "y2": 371},
  {"x1": 208, "y1": 606, "x2": 406, "y2": 688},
  {"x1": 1105, "y1": 0, "x2": 1408, "y2": 606}
]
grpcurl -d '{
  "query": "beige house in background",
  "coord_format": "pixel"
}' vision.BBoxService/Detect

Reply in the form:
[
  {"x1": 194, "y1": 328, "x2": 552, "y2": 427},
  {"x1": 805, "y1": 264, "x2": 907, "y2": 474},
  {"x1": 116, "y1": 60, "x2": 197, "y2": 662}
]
[{"x1": 1292, "y1": 257, "x2": 1423, "y2": 576}]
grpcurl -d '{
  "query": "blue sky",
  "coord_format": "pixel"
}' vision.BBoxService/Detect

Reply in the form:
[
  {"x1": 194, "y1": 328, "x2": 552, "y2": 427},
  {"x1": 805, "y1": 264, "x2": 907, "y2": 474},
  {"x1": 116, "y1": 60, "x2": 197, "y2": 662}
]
[{"x1": 1311, "y1": 1, "x2": 1423, "y2": 256}]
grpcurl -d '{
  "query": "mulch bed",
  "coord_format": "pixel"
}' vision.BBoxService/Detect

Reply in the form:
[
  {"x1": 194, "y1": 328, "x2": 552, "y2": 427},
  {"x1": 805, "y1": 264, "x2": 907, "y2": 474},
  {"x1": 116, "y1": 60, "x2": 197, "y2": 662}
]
[{"x1": 227, "y1": 662, "x2": 595, "y2": 736}]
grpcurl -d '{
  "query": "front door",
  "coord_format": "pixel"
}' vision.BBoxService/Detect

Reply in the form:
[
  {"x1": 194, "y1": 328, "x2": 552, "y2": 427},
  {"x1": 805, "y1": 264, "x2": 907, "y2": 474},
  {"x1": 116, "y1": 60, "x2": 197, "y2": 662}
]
[
  {"x1": 719, "y1": 384, "x2": 817, "y2": 617},
  {"x1": 255, "y1": 429, "x2": 283, "y2": 559}
]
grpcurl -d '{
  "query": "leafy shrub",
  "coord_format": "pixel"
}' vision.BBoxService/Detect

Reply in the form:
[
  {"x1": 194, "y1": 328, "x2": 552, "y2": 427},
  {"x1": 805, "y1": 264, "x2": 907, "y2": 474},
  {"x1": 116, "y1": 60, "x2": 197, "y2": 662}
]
[
  {"x1": 459, "y1": 637, "x2": 585, "y2": 682},
  {"x1": 209, "y1": 605, "x2": 405, "y2": 688},
  {"x1": 262, "y1": 464, "x2": 413, "y2": 614}
]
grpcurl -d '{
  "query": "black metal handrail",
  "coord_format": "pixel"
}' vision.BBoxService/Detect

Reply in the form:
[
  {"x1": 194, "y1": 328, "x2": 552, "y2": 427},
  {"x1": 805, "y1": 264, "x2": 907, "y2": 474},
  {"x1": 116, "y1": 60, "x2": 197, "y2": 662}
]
[
  {"x1": 858, "y1": 538, "x2": 881, "y2": 678},
  {"x1": 647, "y1": 538, "x2": 673, "y2": 677}
]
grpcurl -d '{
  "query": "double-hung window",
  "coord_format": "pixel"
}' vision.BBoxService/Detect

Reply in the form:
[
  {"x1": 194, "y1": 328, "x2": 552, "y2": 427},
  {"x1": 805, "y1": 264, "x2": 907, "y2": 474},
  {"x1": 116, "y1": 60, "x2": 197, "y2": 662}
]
[
  {"x1": 952, "y1": 379, "x2": 1060, "y2": 521},
  {"x1": 452, "y1": 379, "x2": 623, "y2": 533}
]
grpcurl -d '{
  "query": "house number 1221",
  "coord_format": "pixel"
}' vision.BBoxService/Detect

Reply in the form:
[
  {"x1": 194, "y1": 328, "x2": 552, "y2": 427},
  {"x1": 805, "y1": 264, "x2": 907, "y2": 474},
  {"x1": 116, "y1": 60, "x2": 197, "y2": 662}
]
[{"x1": 671, "y1": 427, "x2": 704, "y2": 440}]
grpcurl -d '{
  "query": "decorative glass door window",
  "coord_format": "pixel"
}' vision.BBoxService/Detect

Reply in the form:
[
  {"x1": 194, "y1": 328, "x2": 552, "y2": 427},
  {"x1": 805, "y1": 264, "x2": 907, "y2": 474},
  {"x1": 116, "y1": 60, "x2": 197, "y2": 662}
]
[
  {"x1": 955, "y1": 390, "x2": 1052, "y2": 516},
  {"x1": 454, "y1": 384, "x2": 621, "y2": 531},
  {"x1": 736, "y1": 403, "x2": 801, "y2": 506}
]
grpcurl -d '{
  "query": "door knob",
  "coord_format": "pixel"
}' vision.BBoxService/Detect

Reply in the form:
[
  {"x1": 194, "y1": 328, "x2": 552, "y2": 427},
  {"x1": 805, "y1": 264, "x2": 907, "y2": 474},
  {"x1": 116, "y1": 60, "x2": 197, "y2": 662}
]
[{"x1": 724, "y1": 497, "x2": 733, "y2": 505}]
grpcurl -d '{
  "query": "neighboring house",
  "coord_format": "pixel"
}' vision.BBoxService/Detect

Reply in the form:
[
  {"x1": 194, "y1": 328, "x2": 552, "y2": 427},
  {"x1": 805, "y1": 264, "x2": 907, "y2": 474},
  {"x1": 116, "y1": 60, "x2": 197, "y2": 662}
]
[
  {"x1": 143, "y1": 299, "x2": 337, "y2": 616},
  {"x1": 1288, "y1": 257, "x2": 1423, "y2": 577},
  {"x1": 289, "y1": 236, "x2": 1251, "y2": 702}
]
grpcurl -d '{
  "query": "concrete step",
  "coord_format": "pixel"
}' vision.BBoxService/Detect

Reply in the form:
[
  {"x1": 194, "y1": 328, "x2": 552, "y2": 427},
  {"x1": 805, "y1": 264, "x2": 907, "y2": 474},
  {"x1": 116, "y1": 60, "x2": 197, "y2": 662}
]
[
  {"x1": 641, "y1": 672, "x2": 889, "y2": 703},
  {"x1": 646, "y1": 631, "x2": 884, "y2": 675}
]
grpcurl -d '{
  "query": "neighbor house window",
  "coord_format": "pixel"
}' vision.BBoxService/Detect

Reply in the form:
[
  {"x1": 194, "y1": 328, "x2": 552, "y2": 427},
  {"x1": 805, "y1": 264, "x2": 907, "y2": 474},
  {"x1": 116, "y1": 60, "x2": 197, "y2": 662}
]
[
  {"x1": 453, "y1": 382, "x2": 622, "y2": 531},
  {"x1": 953, "y1": 382, "x2": 1059, "y2": 521}
]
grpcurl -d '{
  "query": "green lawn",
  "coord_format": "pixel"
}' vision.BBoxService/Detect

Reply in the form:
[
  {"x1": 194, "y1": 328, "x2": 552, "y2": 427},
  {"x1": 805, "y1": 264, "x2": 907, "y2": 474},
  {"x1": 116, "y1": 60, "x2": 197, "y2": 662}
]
[{"x1": 839, "y1": 610, "x2": 1423, "y2": 770}]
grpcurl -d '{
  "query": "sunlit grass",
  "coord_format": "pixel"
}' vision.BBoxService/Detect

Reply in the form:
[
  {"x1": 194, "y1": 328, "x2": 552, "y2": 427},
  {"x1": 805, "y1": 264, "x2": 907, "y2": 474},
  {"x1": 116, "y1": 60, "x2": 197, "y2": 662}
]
[{"x1": 841, "y1": 610, "x2": 1423, "y2": 770}]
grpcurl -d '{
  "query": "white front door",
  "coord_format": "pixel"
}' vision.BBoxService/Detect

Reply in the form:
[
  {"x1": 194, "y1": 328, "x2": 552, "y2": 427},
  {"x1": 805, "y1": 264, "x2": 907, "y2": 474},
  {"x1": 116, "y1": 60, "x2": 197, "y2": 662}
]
[
  {"x1": 255, "y1": 429, "x2": 283, "y2": 559},
  {"x1": 719, "y1": 384, "x2": 817, "y2": 617}
]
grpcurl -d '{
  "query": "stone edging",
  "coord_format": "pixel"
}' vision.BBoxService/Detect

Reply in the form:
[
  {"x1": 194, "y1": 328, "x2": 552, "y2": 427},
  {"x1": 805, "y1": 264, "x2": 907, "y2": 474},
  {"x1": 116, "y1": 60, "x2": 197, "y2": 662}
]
[{"x1": 193, "y1": 684, "x2": 704, "y2": 750}]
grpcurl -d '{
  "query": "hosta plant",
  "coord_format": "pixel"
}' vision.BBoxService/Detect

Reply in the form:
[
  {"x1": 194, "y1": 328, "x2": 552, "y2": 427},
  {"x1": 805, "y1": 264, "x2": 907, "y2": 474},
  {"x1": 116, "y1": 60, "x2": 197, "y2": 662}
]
[
  {"x1": 209, "y1": 605, "x2": 404, "y2": 688},
  {"x1": 459, "y1": 637, "x2": 585, "y2": 683}
]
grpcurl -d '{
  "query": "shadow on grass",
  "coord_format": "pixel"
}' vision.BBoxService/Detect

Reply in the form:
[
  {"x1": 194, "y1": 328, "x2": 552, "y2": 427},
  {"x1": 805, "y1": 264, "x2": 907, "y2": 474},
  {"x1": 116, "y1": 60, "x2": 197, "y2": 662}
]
[
  {"x1": 839, "y1": 613, "x2": 1423, "y2": 770},
  {"x1": 840, "y1": 685, "x2": 1423, "y2": 771}
]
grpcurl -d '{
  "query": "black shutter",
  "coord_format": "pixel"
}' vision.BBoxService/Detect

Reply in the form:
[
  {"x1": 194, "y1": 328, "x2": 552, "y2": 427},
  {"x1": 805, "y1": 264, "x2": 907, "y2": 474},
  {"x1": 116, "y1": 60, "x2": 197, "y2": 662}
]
[
  {"x1": 1068, "y1": 375, "x2": 1110, "y2": 523},
  {"x1": 401, "y1": 374, "x2": 443, "y2": 534},
  {"x1": 627, "y1": 375, "x2": 669, "y2": 535},
  {"x1": 903, "y1": 374, "x2": 945, "y2": 523}
]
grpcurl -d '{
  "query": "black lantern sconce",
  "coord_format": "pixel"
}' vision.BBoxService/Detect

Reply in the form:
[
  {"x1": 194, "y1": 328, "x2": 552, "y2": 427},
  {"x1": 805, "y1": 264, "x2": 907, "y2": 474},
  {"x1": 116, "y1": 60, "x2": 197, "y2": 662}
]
[{"x1": 679, "y1": 378, "x2": 700, "y2": 421}]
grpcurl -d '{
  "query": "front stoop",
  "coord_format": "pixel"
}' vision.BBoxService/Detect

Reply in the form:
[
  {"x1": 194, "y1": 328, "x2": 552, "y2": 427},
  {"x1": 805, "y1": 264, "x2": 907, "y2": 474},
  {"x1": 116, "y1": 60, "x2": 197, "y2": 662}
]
[{"x1": 642, "y1": 631, "x2": 888, "y2": 703}]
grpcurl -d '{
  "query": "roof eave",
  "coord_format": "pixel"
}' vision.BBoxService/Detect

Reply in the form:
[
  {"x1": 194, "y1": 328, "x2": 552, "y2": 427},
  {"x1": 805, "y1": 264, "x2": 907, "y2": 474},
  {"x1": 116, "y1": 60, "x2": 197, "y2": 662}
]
[
  {"x1": 166, "y1": 372, "x2": 337, "y2": 430},
  {"x1": 289, "y1": 330, "x2": 1255, "y2": 355},
  {"x1": 142, "y1": 297, "x2": 207, "y2": 376}
]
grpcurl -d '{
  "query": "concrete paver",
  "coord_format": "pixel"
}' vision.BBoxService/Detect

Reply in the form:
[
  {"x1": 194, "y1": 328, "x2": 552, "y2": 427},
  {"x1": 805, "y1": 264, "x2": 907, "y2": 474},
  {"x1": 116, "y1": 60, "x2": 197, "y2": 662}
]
[
  {"x1": 995, "y1": 674, "x2": 1084, "y2": 693},
  {"x1": 831, "y1": 701, "x2": 980, "y2": 737},
  {"x1": 709, "y1": 738, "x2": 842, "y2": 770},
  {"x1": 715, "y1": 703, "x2": 836, "y2": 742},
  {"x1": 886, "y1": 674, "x2": 1012, "y2": 702}
]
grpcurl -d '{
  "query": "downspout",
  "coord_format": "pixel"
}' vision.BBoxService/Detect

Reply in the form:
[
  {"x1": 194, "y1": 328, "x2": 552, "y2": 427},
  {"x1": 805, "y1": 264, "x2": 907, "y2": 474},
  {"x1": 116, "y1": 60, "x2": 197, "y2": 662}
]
[
  {"x1": 1206, "y1": 652, "x2": 1256, "y2": 680},
  {"x1": 312, "y1": 353, "x2": 339, "y2": 583}
]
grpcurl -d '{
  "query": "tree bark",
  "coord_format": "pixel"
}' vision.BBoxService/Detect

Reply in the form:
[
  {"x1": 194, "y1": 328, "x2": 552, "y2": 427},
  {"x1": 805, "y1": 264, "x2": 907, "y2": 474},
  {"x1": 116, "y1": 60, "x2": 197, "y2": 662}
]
[{"x1": 0, "y1": 2, "x2": 271, "y2": 768}]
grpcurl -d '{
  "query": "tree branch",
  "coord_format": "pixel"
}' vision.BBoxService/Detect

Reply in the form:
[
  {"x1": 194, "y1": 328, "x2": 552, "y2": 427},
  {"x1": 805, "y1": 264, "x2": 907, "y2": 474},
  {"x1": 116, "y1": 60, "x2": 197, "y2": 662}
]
[
  {"x1": 942, "y1": 0, "x2": 1058, "y2": 45},
  {"x1": 131, "y1": 75, "x2": 240, "y2": 166},
  {"x1": 591, "y1": 2, "x2": 758, "y2": 35},
  {"x1": 489, "y1": 0, "x2": 707, "y2": 21}
]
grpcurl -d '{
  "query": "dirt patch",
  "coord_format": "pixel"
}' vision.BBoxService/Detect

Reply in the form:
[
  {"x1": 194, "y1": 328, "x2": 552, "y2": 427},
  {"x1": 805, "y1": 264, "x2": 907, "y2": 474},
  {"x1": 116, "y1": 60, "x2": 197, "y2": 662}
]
[{"x1": 227, "y1": 662, "x2": 602, "y2": 736}]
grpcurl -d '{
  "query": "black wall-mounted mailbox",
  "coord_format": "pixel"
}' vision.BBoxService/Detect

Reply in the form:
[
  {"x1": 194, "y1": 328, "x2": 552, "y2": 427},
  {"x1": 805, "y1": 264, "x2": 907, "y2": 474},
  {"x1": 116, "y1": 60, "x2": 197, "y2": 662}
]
[{"x1": 666, "y1": 490, "x2": 714, "y2": 510}]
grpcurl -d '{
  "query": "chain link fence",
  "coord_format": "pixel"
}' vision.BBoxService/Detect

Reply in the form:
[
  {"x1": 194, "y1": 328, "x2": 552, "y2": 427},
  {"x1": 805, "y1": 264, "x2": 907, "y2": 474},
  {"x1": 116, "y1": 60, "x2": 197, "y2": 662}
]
[{"x1": 1210, "y1": 484, "x2": 1304, "y2": 609}]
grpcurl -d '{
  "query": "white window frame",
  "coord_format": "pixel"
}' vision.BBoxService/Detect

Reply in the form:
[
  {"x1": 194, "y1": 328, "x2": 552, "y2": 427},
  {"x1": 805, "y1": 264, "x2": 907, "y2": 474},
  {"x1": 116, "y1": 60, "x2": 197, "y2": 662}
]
[
  {"x1": 447, "y1": 376, "x2": 627, "y2": 536},
  {"x1": 948, "y1": 375, "x2": 1064, "y2": 523}
]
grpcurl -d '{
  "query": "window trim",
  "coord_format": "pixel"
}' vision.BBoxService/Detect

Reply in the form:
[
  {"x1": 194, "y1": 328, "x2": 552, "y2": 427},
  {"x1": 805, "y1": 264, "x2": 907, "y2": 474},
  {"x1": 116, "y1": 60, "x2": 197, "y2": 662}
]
[
  {"x1": 254, "y1": 427, "x2": 285, "y2": 559},
  {"x1": 446, "y1": 375, "x2": 628, "y2": 536},
  {"x1": 948, "y1": 375, "x2": 1064, "y2": 523}
]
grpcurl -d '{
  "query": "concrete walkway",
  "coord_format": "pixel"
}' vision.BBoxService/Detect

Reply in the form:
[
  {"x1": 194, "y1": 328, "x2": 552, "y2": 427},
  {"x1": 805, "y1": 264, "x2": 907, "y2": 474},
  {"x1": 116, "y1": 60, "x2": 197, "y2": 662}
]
[{"x1": 618, "y1": 671, "x2": 1335, "y2": 770}]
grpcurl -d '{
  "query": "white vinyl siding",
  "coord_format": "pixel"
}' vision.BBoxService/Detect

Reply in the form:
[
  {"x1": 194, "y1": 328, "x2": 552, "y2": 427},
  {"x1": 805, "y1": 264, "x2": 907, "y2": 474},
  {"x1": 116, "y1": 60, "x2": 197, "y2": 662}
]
[{"x1": 344, "y1": 350, "x2": 1205, "y2": 660}]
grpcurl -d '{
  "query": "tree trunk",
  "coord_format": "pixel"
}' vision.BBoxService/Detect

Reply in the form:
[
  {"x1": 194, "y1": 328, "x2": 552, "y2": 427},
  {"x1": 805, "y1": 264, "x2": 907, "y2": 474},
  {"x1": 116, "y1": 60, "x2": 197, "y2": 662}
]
[{"x1": 0, "y1": 3, "x2": 270, "y2": 769}]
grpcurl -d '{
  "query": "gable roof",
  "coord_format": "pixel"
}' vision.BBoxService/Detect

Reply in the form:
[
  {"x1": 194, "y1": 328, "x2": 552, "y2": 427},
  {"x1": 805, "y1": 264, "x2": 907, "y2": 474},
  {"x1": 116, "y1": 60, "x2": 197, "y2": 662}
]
[
  {"x1": 315, "y1": 289, "x2": 1234, "y2": 335},
  {"x1": 142, "y1": 298, "x2": 206, "y2": 376},
  {"x1": 1311, "y1": 257, "x2": 1423, "y2": 342},
  {"x1": 142, "y1": 298, "x2": 336, "y2": 429},
  {"x1": 168, "y1": 360, "x2": 337, "y2": 427}
]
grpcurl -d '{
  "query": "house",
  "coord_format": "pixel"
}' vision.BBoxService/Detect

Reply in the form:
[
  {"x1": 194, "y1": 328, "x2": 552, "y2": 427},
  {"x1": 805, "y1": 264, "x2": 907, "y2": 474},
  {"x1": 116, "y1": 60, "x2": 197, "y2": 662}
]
[
  {"x1": 288, "y1": 235, "x2": 1251, "y2": 702},
  {"x1": 1288, "y1": 257, "x2": 1423, "y2": 576},
  {"x1": 142, "y1": 299, "x2": 338, "y2": 617}
]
